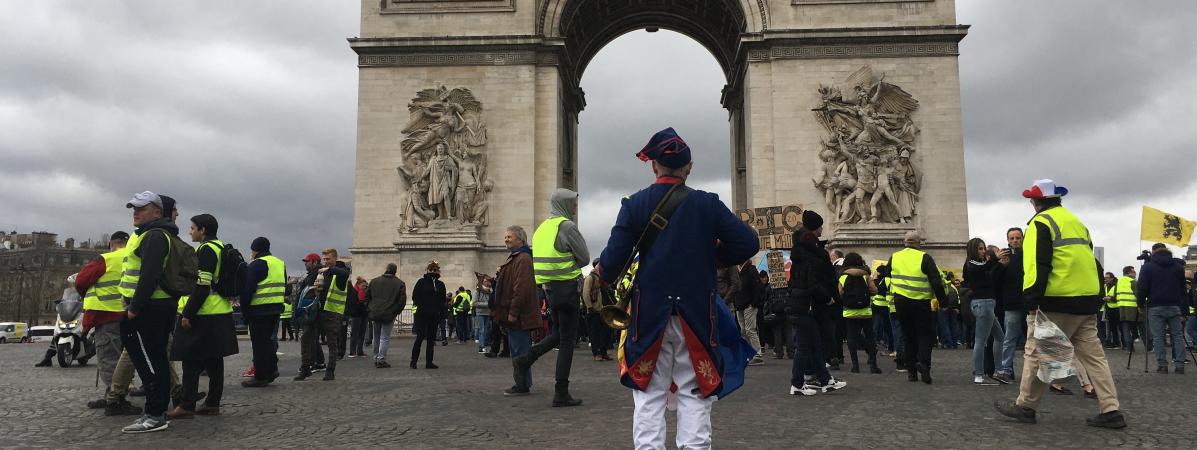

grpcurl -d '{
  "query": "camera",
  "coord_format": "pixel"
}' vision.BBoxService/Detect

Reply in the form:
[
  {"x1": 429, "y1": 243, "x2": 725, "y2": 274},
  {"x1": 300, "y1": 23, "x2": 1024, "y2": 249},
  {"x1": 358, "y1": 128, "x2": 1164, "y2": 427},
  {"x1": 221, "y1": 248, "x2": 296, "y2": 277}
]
[{"x1": 1136, "y1": 250, "x2": 1151, "y2": 262}]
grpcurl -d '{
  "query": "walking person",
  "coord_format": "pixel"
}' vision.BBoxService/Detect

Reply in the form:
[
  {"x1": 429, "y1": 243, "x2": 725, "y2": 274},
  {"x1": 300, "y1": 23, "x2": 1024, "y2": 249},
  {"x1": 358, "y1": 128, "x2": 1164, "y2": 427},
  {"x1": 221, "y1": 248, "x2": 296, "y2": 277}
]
[
  {"x1": 787, "y1": 210, "x2": 847, "y2": 395},
  {"x1": 474, "y1": 276, "x2": 494, "y2": 354},
  {"x1": 410, "y1": 261, "x2": 446, "y2": 369},
  {"x1": 581, "y1": 259, "x2": 613, "y2": 361},
  {"x1": 496, "y1": 226, "x2": 540, "y2": 395},
  {"x1": 994, "y1": 227, "x2": 1028, "y2": 383},
  {"x1": 168, "y1": 214, "x2": 238, "y2": 418},
  {"x1": 871, "y1": 265, "x2": 895, "y2": 355},
  {"x1": 117, "y1": 191, "x2": 182, "y2": 433},
  {"x1": 240, "y1": 237, "x2": 286, "y2": 387},
  {"x1": 995, "y1": 179, "x2": 1125, "y2": 428},
  {"x1": 76, "y1": 231, "x2": 130, "y2": 409},
  {"x1": 294, "y1": 249, "x2": 349, "y2": 381},
  {"x1": 1137, "y1": 242, "x2": 1188, "y2": 374},
  {"x1": 365, "y1": 263, "x2": 406, "y2": 368},
  {"x1": 512, "y1": 188, "x2": 591, "y2": 407},
  {"x1": 964, "y1": 237, "x2": 1005, "y2": 385},
  {"x1": 736, "y1": 260, "x2": 764, "y2": 366},
  {"x1": 888, "y1": 231, "x2": 949, "y2": 384},
  {"x1": 839, "y1": 253, "x2": 882, "y2": 374},
  {"x1": 595, "y1": 127, "x2": 759, "y2": 448}
]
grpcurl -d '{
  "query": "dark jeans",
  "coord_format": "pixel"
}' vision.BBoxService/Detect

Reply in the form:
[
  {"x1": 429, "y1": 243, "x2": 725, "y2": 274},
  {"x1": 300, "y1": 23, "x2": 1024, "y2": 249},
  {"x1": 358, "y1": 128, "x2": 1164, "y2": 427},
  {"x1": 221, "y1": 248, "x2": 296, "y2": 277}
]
[
  {"x1": 527, "y1": 280, "x2": 580, "y2": 383},
  {"x1": 872, "y1": 306, "x2": 895, "y2": 352},
  {"x1": 301, "y1": 312, "x2": 340, "y2": 370},
  {"x1": 817, "y1": 306, "x2": 843, "y2": 363},
  {"x1": 585, "y1": 311, "x2": 611, "y2": 356},
  {"x1": 411, "y1": 314, "x2": 438, "y2": 365},
  {"x1": 279, "y1": 318, "x2": 294, "y2": 340},
  {"x1": 845, "y1": 318, "x2": 877, "y2": 366},
  {"x1": 790, "y1": 315, "x2": 830, "y2": 387},
  {"x1": 896, "y1": 298, "x2": 935, "y2": 370},
  {"x1": 936, "y1": 309, "x2": 960, "y2": 348},
  {"x1": 772, "y1": 316, "x2": 793, "y2": 357},
  {"x1": 488, "y1": 319, "x2": 509, "y2": 354},
  {"x1": 338, "y1": 316, "x2": 349, "y2": 357},
  {"x1": 348, "y1": 316, "x2": 366, "y2": 355},
  {"x1": 248, "y1": 315, "x2": 279, "y2": 380},
  {"x1": 181, "y1": 357, "x2": 223, "y2": 410},
  {"x1": 1103, "y1": 308, "x2": 1121, "y2": 347},
  {"x1": 120, "y1": 301, "x2": 175, "y2": 418},
  {"x1": 455, "y1": 313, "x2": 472, "y2": 342}
]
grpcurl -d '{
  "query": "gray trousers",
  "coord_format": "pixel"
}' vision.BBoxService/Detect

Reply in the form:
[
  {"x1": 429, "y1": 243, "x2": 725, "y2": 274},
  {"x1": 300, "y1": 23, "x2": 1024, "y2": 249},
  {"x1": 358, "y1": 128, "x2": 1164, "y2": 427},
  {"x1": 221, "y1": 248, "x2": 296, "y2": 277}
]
[
  {"x1": 736, "y1": 306, "x2": 761, "y2": 355},
  {"x1": 93, "y1": 321, "x2": 123, "y2": 391}
]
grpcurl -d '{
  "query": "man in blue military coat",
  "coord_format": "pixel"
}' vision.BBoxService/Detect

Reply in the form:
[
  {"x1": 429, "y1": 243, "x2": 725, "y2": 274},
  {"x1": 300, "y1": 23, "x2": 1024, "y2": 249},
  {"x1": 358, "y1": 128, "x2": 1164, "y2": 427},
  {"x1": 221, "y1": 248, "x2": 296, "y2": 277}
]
[{"x1": 598, "y1": 127, "x2": 759, "y2": 449}]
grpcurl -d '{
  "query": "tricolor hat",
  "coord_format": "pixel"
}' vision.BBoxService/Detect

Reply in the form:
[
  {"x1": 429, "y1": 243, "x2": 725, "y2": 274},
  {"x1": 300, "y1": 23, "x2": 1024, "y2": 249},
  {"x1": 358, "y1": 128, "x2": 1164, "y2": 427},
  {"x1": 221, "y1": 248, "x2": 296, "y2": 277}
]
[
  {"x1": 1022, "y1": 179, "x2": 1069, "y2": 199},
  {"x1": 636, "y1": 127, "x2": 692, "y2": 169}
]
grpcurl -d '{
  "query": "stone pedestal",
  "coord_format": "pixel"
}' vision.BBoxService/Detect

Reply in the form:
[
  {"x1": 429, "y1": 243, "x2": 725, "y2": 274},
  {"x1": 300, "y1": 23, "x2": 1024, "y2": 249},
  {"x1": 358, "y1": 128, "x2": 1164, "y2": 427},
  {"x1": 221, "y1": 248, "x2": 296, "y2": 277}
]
[
  {"x1": 830, "y1": 223, "x2": 967, "y2": 271},
  {"x1": 394, "y1": 220, "x2": 483, "y2": 251}
]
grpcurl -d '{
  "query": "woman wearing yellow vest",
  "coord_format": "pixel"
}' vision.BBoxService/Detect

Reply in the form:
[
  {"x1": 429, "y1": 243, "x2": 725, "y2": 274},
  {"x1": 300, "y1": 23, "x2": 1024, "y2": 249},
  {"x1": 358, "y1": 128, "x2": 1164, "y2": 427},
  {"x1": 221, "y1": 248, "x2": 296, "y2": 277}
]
[
  {"x1": 168, "y1": 214, "x2": 238, "y2": 418},
  {"x1": 838, "y1": 253, "x2": 882, "y2": 374}
]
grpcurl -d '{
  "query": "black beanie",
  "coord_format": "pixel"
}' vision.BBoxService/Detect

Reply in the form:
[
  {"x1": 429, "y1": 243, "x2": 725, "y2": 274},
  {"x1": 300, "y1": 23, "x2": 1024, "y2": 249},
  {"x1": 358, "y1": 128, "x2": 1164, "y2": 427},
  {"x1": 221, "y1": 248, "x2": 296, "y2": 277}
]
[
  {"x1": 802, "y1": 210, "x2": 824, "y2": 231},
  {"x1": 251, "y1": 236, "x2": 270, "y2": 252}
]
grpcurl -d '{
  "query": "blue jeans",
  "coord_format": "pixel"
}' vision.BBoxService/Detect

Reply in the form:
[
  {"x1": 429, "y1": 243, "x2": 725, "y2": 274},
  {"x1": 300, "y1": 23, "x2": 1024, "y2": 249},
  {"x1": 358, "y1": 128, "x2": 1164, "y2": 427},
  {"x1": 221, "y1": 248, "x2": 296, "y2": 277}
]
[
  {"x1": 790, "y1": 315, "x2": 830, "y2": 387},
  {"x1": 475, "y1": 315, "x2": 492, "y2": 351},
  {"x1": 1187, "y1": 313, "x2": 1197, "y2": 347},
  {"x1": 872, "y1": 307, "x2": 894, "y2": 352},
  {"x1": 1148, "y1": 306, "x2": 1186, "y2": 368},
  {"x1": 1000, "y1": 310, "x2": 1027, "y2": 375},
  {"x1": 508, "y1": 329, "x2": 532, "y2": 389},
  {"x1": 936, "y1": 309, "x2": 959, "y2": 348},
  {"x1": 970, "y1": 299, "x2": 1004, "y2": 376},
  {"x1": 889, "y1": 313, "x2": 905, "y2": 362}
]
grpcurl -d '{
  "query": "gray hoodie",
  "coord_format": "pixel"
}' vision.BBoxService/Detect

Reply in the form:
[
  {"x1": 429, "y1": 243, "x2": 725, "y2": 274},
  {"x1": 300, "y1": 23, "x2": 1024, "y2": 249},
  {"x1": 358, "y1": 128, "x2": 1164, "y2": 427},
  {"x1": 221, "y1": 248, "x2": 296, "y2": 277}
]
[{"x1": 547, "y1": 188, "x2": 591, "y2": 272}]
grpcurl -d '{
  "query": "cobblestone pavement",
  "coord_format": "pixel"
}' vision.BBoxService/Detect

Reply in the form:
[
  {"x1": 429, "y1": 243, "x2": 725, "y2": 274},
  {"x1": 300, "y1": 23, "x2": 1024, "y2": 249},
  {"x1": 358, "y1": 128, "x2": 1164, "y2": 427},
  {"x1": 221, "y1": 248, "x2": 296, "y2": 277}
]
[{"x1": 1, "y1": 336, "x2": 1194, "y2": 449}]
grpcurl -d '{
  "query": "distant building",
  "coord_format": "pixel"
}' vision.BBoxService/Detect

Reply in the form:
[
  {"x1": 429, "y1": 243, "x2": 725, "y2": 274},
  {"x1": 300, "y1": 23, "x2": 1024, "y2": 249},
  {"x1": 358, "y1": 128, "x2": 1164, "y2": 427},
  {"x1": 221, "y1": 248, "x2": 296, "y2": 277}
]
[
  {"x1": 1184, "y1": 245, "x2": 1197, "y2": 278},
  {"x1": 0, "y1": 231, "x2": 106, "y2": 325}
]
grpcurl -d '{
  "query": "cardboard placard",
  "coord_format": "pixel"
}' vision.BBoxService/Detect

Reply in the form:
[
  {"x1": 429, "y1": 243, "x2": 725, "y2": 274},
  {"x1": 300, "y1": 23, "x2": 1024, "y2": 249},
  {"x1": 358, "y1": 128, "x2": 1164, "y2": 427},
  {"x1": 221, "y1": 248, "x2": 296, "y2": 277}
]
[{"x1": 737, "y1": 204, "x2": 804, "y2": 250}]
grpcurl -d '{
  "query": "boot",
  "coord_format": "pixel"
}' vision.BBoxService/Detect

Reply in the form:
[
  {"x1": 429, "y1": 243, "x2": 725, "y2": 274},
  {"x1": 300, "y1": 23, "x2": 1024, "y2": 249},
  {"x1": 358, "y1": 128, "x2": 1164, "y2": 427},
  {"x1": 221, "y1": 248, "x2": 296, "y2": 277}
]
[
  {"x1": 322, "y1": 368, "x2": 335, "y2": 381},
  {"x1": 869, "y1": 364, "x2": 883, "y2": 374},
  {"x1": 104, "y1": 398, "x2": 142, "y2": 416},
  {"x1": 34, "y1": 349, "x2": 54, "y2": 367},
  {"x1": 551, "y1": 381, "x2": 582, "y2": 407},
  {"x1": 293, "y1": 366, "x2": 312, "y2": 381}
]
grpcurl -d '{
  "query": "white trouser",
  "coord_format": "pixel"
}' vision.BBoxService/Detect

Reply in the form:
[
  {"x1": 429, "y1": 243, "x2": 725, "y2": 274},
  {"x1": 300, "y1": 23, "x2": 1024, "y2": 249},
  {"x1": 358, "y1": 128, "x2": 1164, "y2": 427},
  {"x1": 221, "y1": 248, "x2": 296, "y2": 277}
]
[{"x1": 633, "y1": 317, "x2": 716, "y2": 450}]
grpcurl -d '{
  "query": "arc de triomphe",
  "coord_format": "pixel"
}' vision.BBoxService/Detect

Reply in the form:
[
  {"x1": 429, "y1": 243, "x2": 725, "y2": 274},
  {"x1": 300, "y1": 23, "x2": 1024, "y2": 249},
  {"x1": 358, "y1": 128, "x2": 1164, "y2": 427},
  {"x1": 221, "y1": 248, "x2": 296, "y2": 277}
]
[{"x1": 349, "y1": 0, "x2": 969, "y2": 288}]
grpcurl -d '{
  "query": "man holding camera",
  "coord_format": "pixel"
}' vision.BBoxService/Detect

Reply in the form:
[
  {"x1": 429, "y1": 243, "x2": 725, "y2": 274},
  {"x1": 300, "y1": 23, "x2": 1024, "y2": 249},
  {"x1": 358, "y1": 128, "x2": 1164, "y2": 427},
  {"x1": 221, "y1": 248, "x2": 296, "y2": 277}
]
[{"x1": 1136, "y1": 242, "x2": 1188, "y2": 374}]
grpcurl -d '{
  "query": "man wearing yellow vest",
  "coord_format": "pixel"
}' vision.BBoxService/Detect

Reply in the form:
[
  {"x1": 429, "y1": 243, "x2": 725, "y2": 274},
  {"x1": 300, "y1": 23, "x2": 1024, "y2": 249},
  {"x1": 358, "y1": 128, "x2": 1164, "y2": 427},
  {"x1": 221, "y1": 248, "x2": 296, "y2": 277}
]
[
  {"x1": 240, "y1": 237, "x2": 287, "y2": 387},
  {"x1": 995, "y1": 179, "x2": 1125, "y2": 429},
  {"x1": 74, "y1": 230, "x2": 130, "y2": 410},
  {"x1": 296, "y1": 248, "x2": 350, "y2": 381},
  {"x1": 118, "y1": 191, "x2": 183, "y2": 434},
  {"x1": 513, "y1": 188, "x2": 590, "y2": 407},
  {"x1": 1114, "y1": 266, "x2": 1147, "y2": 352},
  {"x1": 886, "y1": 230, "x2": 948, "y2": 384},
  {"x1": 168, "y1": 214, "x2": 238, "y2": 417},
  {"x1": 1100, "y1": 272, "x2": 1121, "y2": 348}
]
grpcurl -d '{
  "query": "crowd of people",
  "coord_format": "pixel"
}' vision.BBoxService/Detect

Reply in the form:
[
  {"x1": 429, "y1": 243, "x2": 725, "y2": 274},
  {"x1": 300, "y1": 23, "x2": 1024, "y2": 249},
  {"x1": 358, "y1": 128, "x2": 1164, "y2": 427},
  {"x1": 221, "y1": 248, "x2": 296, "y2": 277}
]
[{"x1": 31, "y1": 128, "x2": 1197, "y2": 445}]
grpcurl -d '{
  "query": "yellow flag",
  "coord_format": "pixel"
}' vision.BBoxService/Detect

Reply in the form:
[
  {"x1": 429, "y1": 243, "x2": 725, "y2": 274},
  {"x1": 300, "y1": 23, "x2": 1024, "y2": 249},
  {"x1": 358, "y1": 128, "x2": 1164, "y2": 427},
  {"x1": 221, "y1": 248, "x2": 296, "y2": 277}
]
[{"x1": 1141, "y1": 206, "x2": 1196, "y2": 247}]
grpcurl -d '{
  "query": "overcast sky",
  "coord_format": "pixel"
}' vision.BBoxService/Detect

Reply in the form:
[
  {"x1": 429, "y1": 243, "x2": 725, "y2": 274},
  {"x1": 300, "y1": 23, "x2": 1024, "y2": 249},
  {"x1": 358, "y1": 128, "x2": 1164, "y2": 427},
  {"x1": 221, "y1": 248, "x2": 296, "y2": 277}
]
[{"x1": 2, "y1": 1, "x2": 1193, "y2": 275}]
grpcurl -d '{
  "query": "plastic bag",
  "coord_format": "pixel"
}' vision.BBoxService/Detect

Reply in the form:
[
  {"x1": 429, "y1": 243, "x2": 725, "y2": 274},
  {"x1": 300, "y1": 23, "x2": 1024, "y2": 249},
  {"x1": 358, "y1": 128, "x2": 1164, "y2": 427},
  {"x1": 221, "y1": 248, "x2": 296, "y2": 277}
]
[{"x1": 1031, "y1": 312, "x2": 1076, "y2": 384}]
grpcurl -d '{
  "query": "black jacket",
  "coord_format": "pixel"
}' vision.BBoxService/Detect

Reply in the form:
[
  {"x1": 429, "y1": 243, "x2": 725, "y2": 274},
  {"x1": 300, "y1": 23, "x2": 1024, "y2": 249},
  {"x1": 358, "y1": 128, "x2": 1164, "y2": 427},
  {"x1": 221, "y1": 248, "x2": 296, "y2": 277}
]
[
  {"x1": 128, "y1": 217, "x2": 179, "y2": 315},
  {"x1": 412, "y1": 273, "x2": 447, "y2": 318},
  {"x1": 1138, "y1": 250, "x2": 1187, "y2": 308},
  {"x1": 992, "y1": 249, "x2": 1026, "y2": 312},
  {"x1": 786, "y1": 227, "x2": 836, "y2": 316},
  {"x1": 962, "y1": 259, "x2": 997, "y2": 300},
  {"x1": 736, "y1": 264, "x2": 761, "y2": 310}
]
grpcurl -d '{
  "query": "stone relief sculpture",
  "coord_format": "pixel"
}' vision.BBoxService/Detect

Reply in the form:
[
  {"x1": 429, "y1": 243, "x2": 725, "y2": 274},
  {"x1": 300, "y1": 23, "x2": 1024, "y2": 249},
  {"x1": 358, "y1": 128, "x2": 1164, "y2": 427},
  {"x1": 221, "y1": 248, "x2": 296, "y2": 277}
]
[
  {"x1": 396, "y1": 86, "x2": 491, "y2": 232},
  {"x1": 812, "y1": 65, "x2": 922, "y2": 224}
]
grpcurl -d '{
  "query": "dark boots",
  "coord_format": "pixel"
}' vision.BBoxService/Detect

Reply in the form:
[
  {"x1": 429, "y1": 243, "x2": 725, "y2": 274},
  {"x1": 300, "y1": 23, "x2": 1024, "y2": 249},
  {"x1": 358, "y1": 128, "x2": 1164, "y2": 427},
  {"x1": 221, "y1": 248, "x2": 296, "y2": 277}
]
[
  {"x1": 293, "y1": 366, "x2": 312, "y2": 381},
  {"x1": 552, "y1": 381, "x2": 582, "y2": 408},
  {"x1": 34, "y1": 349, "x2": 54, "y2": 367},
  {"x1": 322, "y1": 368, "x2": 335, "y2": 381}
]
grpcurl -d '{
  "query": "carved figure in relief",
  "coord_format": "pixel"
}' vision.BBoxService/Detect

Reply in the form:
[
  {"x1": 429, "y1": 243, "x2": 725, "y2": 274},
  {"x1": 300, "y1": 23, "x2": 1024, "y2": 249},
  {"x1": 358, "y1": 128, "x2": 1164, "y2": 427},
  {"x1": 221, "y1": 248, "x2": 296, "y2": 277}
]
[{"x1": 812, "y1": 65, "x2": 922, "y2": 224}]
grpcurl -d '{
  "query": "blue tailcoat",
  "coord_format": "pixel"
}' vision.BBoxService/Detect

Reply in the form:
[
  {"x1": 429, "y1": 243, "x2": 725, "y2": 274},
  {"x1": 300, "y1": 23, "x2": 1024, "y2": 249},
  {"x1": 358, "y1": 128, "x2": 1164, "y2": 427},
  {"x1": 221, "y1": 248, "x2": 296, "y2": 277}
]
[{"x1": 598, "y1": 182, "x2": 759, "y2": 398}]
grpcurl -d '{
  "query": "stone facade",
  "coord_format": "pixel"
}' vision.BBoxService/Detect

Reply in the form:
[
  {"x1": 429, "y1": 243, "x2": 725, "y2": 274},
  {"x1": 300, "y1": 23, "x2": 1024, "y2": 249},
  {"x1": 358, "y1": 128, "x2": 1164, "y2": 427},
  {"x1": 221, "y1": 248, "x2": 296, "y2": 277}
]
[
  {"x1": 0, "y1": 232, "x2": 105, "y2": 326},
  {"x1": 349, "y1": 0, "x2": 970, "y2": 287}
]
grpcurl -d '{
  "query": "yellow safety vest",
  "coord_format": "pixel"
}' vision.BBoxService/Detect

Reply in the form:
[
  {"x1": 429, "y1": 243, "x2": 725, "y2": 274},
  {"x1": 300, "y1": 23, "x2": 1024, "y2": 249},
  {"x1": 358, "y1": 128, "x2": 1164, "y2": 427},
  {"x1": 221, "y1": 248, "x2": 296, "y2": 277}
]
[
  {"x1": 839, "y1": 274, "x2": 873, "y2": 319},
  {"x1": 1022, "y1": 206, "x2": 1101, "y2": 297},
  {"x1": 889, "y1": 248, "x2": 933, "y2": 300},
  {"x1": 118, "y1": 229, "x2": 173, "y2": 301},
  {"x1": 1114, "y1": 276, "x2": 1137, "y2": 308},
  {"x1": 251, "y1": 255, "x2": 287, "y2": 307},
  {"x1": 281, "y1": 297, "x2": 293, "y2": 319},
  {"x1": 453, "y1": 291, "x2": 472, "y2": 314},
  {"x1": 884, "y1": 278, "x2": 897, "y2": 313},
  {"x1": 323, "y1": 272, "x2": 347, "y2": 315},
  {"x1": 84, "y1": 248, "x2": 128, "y2": 312},
  {"x1": 532, "y1": 216, "x2": 581, "y2": 284},
  {"x1": 177, "y1": 241, "x2": 233, "y2": 316}
]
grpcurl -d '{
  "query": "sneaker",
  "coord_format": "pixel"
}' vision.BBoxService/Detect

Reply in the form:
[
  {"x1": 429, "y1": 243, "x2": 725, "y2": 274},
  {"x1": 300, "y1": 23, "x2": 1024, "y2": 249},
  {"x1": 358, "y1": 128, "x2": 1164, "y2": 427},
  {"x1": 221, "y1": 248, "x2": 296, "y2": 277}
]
[
  {"x1": 869, "y1": 365, "x2": 883, "y2": 374},
  {"x1": 975, "y1": 375, "x2": 1000, "y2": 386},
  {"x1": 122, "y1": 415, "x2": 168, "y2": 434},
  {"x1": 347, "y1": 354, "x2": 357, "y2": 358},
  {"x1": 992, "y1": 372, "x2": 1014, "y2": 384},
  {"x1": 1049, "y1": 385, "x2": 1074, "y2": 395},
  {"x1": 483, "y1": 352, "x2": 497, "y2": 358},
  {"x1": 377, "y1": 361, "x2": 391, "y2": 368},
  {"x1": 241, "y1": 378, "x2": 271, "y2": 388},
  {"x1": 748, "y1": 357, "x2": 764, "y2": 366},
  {"x1": 242, "y1": 366, "x2": 256, "y2": 378},
  {"x1": 1085, "y1": 410, "x2": 1127, "y2": 429},
  {"x1": 818, "y1": 378, "x2": 847, "y2": 393},
  {"x1": 772, "y1": 353, "x2": 784, "y2": 360},
  {"x1": 1084, "y1": 389, "x2": 1098, "y2": 399},
  {"x1": 994, "y1": 400, "x2": 1037, "y2": 424},
  {"x1": 789, "y1": 384, "x2": 818, "y2": 396},
  {"x1": 1156, "y1": 366, "x2": 1168, "y2": 374},
  {"x1": 504, "y1": 386, "x2": 530, "y2": 397}
]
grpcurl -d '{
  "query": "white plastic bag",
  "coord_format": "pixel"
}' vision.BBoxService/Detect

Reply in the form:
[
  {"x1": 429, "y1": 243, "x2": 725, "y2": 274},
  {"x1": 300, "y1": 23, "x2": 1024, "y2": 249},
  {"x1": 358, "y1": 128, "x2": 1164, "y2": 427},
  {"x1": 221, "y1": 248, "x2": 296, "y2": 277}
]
[{"x1": 1032, "y1": 312, "x2": 1076, "y2": 384}]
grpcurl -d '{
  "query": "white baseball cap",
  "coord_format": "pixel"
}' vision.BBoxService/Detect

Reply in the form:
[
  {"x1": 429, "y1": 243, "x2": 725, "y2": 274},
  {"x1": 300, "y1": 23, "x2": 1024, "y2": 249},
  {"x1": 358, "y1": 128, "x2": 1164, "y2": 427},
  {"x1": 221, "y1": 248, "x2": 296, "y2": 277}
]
[{"x1": 126, "y1": 191, "x2": 163, "y2": 209}]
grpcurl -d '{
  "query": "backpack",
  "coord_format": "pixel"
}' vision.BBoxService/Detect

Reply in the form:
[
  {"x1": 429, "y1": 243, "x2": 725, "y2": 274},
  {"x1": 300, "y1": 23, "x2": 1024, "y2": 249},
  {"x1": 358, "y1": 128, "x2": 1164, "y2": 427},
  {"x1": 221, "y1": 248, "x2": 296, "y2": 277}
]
[
  {"x1": 153, "y1": 230, "x2": 197, "y2": 296},
  {"x1": 840, "y1": 275, "x2": 870, "y2": 310},
  {"x1": 212, "y1": 243, "x2": 248, "y2": 298},
  {"x1": 296, "y1": 286, "x2": 320, "y2": 326}
]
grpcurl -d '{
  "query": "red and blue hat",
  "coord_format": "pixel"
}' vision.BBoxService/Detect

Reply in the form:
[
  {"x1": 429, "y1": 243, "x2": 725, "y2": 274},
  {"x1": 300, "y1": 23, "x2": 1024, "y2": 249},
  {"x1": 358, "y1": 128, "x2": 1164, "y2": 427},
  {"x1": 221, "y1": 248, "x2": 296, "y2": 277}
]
[
  {"x1": 636, "y1": 127, "x2": 692, "y2": 169},
  {"x1": 1022, "y1": 179, "x2": 1069, "y2": 199}
]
